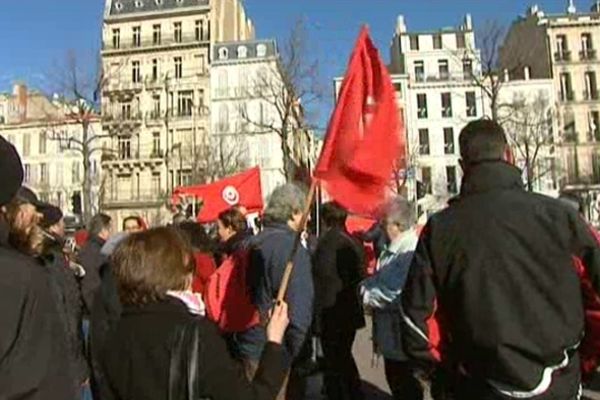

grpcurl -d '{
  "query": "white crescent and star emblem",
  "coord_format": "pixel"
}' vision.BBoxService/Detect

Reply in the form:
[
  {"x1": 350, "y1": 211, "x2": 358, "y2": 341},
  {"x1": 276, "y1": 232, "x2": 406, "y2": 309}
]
[{"x1": 222, "y1": 186, "x2": 240, "y2": 206}]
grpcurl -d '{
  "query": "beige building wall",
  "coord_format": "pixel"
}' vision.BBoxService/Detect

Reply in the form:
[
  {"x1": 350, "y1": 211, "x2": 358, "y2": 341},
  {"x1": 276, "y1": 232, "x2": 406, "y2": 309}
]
[{"x1": 101, "y1": 0, "x2": 254, "y2": 228}]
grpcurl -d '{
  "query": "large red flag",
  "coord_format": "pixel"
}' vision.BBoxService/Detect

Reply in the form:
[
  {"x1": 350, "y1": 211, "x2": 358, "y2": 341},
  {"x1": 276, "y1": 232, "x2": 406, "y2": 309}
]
[
  {"x1": 173, "y1": 167, "x2": 263, "y2": 223},
  {"x1": 315, "y1": 26, "x2": 404, "y2": 216}
]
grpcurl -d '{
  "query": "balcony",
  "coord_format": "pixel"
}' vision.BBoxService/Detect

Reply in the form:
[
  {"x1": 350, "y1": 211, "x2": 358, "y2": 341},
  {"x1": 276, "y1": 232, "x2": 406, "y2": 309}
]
[
  {"x1": 554, "y1": 50, "x2": 572, "y2": 62},
  {"x1": 102, "y1": 112, "x2": 142, "y2": 128},
  {"x1": 103, "y1": 81, "x2": 143, "y2": 95},
  {"x1": 104, "y1": 189, "x2": 165, "y2": 207},
  {"x1": 580, "y1": 49, "x2": 597, "y2": 61},
  {"x1": 102, "y1": 33, "x2": 209, "y2": 53},
  {"x1": 411, "y1": 73, "x2": 473, "y2": 84}
]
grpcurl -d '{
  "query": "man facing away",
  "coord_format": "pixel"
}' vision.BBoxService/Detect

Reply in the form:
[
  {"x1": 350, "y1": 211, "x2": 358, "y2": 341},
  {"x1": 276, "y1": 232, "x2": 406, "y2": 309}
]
[{"x1": 401, "y1": 119, "x2": 600, "y2": 399}]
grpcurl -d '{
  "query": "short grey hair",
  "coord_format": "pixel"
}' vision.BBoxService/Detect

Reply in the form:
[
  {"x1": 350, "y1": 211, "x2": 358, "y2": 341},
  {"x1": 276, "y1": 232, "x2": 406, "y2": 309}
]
[
  {"x1": 264, "y1": 184, "x2": 307, "y2": 224},
  {"x1": 383, "y1": 197, "x2": 415, "y2": 231}
]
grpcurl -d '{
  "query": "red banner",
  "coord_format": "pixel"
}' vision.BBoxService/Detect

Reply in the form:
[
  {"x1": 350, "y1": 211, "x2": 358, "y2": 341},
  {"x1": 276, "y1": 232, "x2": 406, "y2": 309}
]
[{"x1": 173, "y1": 167, "x2": 263, "y2": 223}]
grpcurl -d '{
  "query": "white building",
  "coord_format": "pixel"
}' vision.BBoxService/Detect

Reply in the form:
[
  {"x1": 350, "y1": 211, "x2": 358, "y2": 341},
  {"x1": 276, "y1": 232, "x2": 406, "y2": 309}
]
[
  {"x1": 0, "y1": 84, "x2": 103, "y2": 215},
  {"x1": 210, "y1": 39, "x2": 287, "y2": 197},
  {"x1": 389, "y1": 14, "x2": 486, "y2": 215}
]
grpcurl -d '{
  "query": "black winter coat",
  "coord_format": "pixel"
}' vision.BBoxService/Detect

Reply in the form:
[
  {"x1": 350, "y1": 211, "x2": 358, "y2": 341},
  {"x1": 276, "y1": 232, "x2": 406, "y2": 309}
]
[
  {"x1": 0, "y1": 219, "x2": 73, "y2": 399},
  {"x1": 313, "y1": 227, "x2": 366, "y2": 333},
  {"x1": 78, "y1": 235, "x2": 106, "y2": 314},
  {"x1": 402, "y1": 161, "x2": 600, "y2": 397},
  {"x1": 100, "y1": 297, "x2": 287, "y2": 400},
  {"x1": 40, "y1": 237, "x2": 88, "y2": 388}
]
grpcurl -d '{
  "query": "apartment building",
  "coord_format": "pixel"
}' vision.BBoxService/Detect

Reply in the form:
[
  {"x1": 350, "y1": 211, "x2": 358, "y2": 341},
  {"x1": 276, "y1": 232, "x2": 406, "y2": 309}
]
[
  {"x1": 0, "y1": 84, "x2": 103, "y2": 215},
  {"x1": 389, "y1": 14, "x2": 487, "y2": 215},
  {"x1": 501, "y1": 1, "x2": 600, "y2": 220},
  {"x1": 100, "y1": 0, "x2": 254, "y2": 227}
]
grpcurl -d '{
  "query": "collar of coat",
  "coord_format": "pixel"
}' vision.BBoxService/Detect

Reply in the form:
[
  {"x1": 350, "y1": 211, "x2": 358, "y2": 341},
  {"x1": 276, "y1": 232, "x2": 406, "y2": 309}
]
[
  {"x1": 384, "y1": 228, "x2": 419, "y2": 256},
  {"x1": 460, "y1": 160, "x2": 523, "y2": 197}
]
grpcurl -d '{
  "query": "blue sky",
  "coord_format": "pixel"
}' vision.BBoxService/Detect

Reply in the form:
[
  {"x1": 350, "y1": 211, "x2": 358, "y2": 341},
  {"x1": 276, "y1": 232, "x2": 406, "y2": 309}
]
[{"x1": 0, "y1": 0, "x2": 570, "y2": 129}]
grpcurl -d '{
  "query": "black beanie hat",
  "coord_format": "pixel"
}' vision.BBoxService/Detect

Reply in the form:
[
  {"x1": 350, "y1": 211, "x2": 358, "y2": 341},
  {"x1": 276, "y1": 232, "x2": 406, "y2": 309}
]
[
  {"x1": 0, "y1": 136, "x2": 24, "y2": 207},
  {"x1": 39, "y1": 203, "x2": 64, "y2": 228}
]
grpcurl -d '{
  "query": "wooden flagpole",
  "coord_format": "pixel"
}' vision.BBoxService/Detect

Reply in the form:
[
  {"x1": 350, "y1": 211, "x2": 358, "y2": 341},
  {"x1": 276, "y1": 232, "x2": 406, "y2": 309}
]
[{"x1": 276, "y1": 179, "x2": 318, "y2": 302}]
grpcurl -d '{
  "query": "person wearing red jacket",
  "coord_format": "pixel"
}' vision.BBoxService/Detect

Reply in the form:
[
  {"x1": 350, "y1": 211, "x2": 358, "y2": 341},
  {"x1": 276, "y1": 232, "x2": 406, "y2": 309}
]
[{"x1": 177, "y1": 222, "x2": 217, "y2": 295}]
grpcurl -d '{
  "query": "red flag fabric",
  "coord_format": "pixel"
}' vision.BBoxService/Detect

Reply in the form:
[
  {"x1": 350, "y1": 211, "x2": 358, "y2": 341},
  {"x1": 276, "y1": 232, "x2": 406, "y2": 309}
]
[
  {"x1": 173, "y1": 167, "x2": 263, "y2": 223},
  {"x1": 315, "y1": 26, "x2": 404, "y2": 216}
]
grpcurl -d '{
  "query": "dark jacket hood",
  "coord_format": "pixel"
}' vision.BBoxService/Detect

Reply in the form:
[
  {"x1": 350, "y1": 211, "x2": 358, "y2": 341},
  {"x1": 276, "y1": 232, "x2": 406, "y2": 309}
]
[{"x1": 460, "y1": 161, "x2": 523, "y2": 197}]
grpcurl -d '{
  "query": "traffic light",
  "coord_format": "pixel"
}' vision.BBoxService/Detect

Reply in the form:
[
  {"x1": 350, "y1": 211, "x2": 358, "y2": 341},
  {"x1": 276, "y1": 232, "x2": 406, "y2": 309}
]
[{"x1": 71, "y1": 192, "x2": 82, "y2": 215}]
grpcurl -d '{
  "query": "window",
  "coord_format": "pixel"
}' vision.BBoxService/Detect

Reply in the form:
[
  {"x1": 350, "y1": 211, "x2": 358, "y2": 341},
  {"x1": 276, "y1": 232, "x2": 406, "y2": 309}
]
[
  {"x1": 433, "y1": 34, "x2": 443, "y2": 49},
  {"x1": 410, "y1": 35, "x2": 419, "y2": 51},
  {"x1": 556, "y1": 34, "x2": 569, "y2": 60},
  {"x1": 446, "y1": 166, "x2": 457, "y2": 194},
  {"x1": 177, "y1": 90, "x2": 194, "y2": 116},
  {"x1": 197, "y1": 54, "x2": 206, "y2": 75},
  {"x1": 207, "y1": 20, "x2": 211, "y2": 40},
  {"x1": 414, "y1": 60, "x2": 424, "y2": 82},
  {"x1": 463, "y1": 59, "x2": 473, "y2": 79},
  {"x1": 179, "y1": 170, "x2": 192, "y2": 187},
  {"x1": 218, "y1": 104, "x2": 229, "y2": 132},
  {"x1": 217, "y1": 70, "x2": 228, "y2": 97},
  {"x1": 174, "y1": 57, "x2": 183, "y2": 79},
  {"x1": 24, "y1": 164, "x2": 31, "y2": 183},
  {"x1": 153, "y1": 24, "x2": 161, "y2": 45},
  {"x1": 418, "y1": 128, "x2": 430, "y2": 155},
  {"x1": 456, "y1": 32, "x2": 466, "y2": 49},
  {"x1": 7, "y1": 134, "x2": 15, "y2": 145},
  {"x1": 438, "y1": 59, "x2": 449, "y2": 80},
  {"x1": 219, "y1": 47, "x2": 229, "y2": 60},
  {"x1": 238, "y1": 46, "x2": 248, "y2": 58},
  {"x1": 118, "y1": 136, "x2": 131, "y2": 159},
  {"x1": 152, "y1": 173, "x2": 161, "y2": 193},
  {"x1": 198, "y1": 88, "x2": 205, "y2": 108},
  {"x1": 132, "y1": 26, "x2": 141, "y2": 47},
  {"x1": 40, "y1": 163, "x2": 48, "y2": 184},
  {"x1": 121, "y1": 102, "x2": 132, "y2": 119},
  {"x1": 417, "y1": 94, "x2": 428, "y2": 118},
  {"x1": 585, "y1": 71, "x2": 598, "y2": 100},
  {"x1": 23, "y1": 133, "x2": 30, "y2": 156},
  {"x1": 174, "y1": 22, "x2": 182, "y2": 43},
  {"x1": 38, "y1": 132, "x2": 47, "y2": 154},
  {"x1": 421, "y1": 167, "x2": 432, "y2": 195},
  {"x1": 563, "y1": 109, "x2": 576, "y2": 142},
  {"x1": 112, "y1": 28, "x2": 120, "y2": 49},
  {"x1": 441, "y1": 93, "x2": 452, "y2": 117},
  {"x1": 152, "y1": 132, "x2": 161, "y2": 156},
  {"x1": 582, "y1": 33, "x2": 594, "y2": 59},
  {"x1": 152, "y1": 59, "x2": 159, "y2": 81},
  {"x1": 256, "y1": 44, "x2": 267, "y2": 57},
  {"x1": 560, "y1": 73, "x2": 574, "y2": 101},
  {"x1": 590, "y1": 111, "x2": 600, "y2": 141},
  {"x1": 195, "y1": 20, "x2": 204, "y2": 41},
  {"x1": 152, "y1": 94, "x2": 161, "y2": 118},
  {"x1": 444, "y1": 127, "x2": 455, "y2": 154},
  {"x1": 132, "y1": 61, "x2": 141, "y2": 83},
  {"x1": 466, "y1": 91, "x2": 477, "y2": 117},
  {"x1": 71, "y1": 161, "x2": 80, "y2": 184}
]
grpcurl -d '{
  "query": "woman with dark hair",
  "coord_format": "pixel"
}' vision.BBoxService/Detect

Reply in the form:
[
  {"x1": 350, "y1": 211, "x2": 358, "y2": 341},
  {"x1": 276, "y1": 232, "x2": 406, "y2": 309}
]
[
  {"x1": 177, "y1": 222, "x2": 217, "y2": 295},
  {"x1": 101, "y1": 227, "x2": 290, "y2": 400},
  {"x1": 217, "y1": 207, "x2": 250, "y2": 258}
]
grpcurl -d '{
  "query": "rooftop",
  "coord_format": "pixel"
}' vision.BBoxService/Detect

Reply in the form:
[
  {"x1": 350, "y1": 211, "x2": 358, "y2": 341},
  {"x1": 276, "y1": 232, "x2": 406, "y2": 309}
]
[
  {"x1": 107, "y1": 0, "x2": 209, "y2": 17},
  {"x1": 212, "y1": 39, "x2": 278, "y2": 63}
]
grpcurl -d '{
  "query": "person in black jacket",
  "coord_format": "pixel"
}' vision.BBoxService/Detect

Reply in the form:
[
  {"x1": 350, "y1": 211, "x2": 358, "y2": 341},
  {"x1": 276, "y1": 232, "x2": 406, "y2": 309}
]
[
  {"x1": 39, "y1": 203, "x2": 88, "y2": 395},
  {"x1": 79, "y1": 213, "x2": 112, "y2": 314},
  {"x1": 401, "y1": 119, "x2": 600, "y2": 399},
  {"x1": 100, "y1": 227, "x2": 290, "y2": 400},
  {"x1": 0, "y1": 136, "x2": 72, "y2": 400},
  {"x1": 313, "y1": 202, "x2": 366, "y2": 400}
]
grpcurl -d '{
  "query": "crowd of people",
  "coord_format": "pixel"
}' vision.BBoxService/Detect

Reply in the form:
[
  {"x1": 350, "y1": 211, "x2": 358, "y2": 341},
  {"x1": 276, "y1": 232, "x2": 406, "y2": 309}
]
[{"x1": 2, "y1": 118, "x2": 600, "y2": 400}]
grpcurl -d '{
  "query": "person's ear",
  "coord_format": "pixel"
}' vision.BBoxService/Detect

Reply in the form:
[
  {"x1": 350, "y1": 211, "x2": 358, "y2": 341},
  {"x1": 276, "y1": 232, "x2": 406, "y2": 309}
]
[{"x1": 503, "y1": 145, "x2": 515, "y2": 165}]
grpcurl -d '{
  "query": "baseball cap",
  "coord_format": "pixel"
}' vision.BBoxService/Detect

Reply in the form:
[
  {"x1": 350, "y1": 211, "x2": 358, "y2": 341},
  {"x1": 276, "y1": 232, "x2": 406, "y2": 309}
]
[
  {"x1": 15, "y1": 186, "x2": 43, "y2": 208},
  {"x1": 0, "y1": 136, "x2": 24, "y2": 207}
]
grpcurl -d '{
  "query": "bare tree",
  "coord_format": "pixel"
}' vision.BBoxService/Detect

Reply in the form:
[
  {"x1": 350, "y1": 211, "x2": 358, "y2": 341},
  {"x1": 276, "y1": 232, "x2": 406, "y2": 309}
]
[
  {"x1": 240, "y1": 18, "x2": 323, "y2": 181},
  {"x1": 43, "y1": 51, "x2": 111, "y2": 223},
  {"x1": 502, "y1": 92, "x2": 556, "y2": 192},
  {"x1": 190, "y1": 134, "x2": 249, "y2": 184}
]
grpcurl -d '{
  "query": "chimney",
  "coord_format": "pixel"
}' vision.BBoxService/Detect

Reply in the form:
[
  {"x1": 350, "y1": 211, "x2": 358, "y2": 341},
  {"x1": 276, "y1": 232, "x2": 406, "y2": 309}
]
[
  {"x1": 464, "y1": 14, "x2": 473, "y2": 31},
  {"x1": 12, "y1": 83, "x2": 27, "y2": 122},
  {"x1": 528, "y1": 4, "x2": 539, "y2": 15},
  {"x1": 524, "y1": 66, "x2": 531, "y2": 80},
  {"x1": 567, "y1": 0, "x2": 577, "y2": 14},
  {"x1": 396, "y1": 15, "x2": 406, "y2": 35}
]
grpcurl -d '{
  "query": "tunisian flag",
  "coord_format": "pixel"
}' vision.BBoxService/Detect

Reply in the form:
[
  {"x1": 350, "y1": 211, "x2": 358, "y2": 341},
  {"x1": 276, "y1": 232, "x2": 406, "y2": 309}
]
[
  {"x1": 173, "y1": 167, "x2": 263, "y2": 223},
  {"x1": 315, "y1": 26, "x2": 404, "y2": 216}
]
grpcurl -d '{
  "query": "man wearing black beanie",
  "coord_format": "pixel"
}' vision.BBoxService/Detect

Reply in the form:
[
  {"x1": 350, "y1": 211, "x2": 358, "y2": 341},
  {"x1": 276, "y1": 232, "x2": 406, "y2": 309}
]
[{"x1": 0, "y1": 136, "x2": 72, "y2": 399}]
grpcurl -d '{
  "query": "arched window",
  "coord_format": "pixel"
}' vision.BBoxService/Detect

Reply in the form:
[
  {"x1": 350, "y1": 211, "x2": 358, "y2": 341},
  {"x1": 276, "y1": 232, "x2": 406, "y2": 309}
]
[
  {"x1": 237, "y1": 46, "x2": 248, "y2": 58},
  {"x1": 256, "y1": 44, "x2": 267, "y2": 57},
  {"x1": 218, "y1": 47, "x2": 229, "y2": 60}
]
